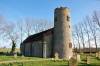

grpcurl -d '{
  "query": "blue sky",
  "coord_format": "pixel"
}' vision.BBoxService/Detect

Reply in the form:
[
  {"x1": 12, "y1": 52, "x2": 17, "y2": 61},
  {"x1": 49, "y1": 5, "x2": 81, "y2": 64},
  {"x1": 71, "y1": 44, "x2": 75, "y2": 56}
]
[
  {"x1": 0, "y1": 0, "x2": 100, "y2": 48},
  {"x1": 0, "y1": 0, "x2": 100, "y2": 25}
]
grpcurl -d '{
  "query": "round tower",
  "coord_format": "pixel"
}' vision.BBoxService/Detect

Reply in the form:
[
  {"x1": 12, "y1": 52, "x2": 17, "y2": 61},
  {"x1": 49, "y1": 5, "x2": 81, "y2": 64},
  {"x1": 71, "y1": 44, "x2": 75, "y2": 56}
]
[{"x1": 54, "y1": 7, "x2": 73, "y2": 60}]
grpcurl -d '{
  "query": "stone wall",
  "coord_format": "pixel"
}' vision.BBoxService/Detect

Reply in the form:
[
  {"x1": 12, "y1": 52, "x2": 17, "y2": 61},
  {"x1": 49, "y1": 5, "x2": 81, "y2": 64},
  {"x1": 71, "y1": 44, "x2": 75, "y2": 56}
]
[
  {"x1": 21, "y1": 30, "x2": 53, "y2": 58},
  {"x1": 54, "y1": 7, "x2": 73, "y2": 59},
  {"x1": 31, "y1": 41, "x2": 43, "y2": 57},
  {"x1": 43, "y1": 33, "x2": 53, "y2": 57},
  {"x1": 24, "y1": 43, "x2": 31, "y2": 56}
]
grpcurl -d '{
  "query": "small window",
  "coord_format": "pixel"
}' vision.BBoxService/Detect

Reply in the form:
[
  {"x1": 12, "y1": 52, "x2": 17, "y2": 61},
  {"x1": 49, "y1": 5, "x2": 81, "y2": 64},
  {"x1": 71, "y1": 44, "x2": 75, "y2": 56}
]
[
  {"x1": 69, "y1": 25, "x2": 70, "y2": 28},
  {"x1": 54, "y1": 17, "x2": 57, "y2": 22},
  {"x1": 67, "y1": 16, "x2": 70, "y2": 21},
  {"x1": 69, "y1": 42, "x2": 72, "y2": 48}
]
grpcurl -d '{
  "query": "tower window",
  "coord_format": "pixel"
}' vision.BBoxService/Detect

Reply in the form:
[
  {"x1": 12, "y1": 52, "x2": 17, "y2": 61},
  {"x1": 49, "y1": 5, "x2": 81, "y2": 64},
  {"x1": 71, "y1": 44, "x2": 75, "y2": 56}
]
[
  {"x1": 69, "y1": 25, "x2": 70, "y2": 28},
  {"x1": 54, "y1": 17, "x2": 57, "y2": 22},
  {"x1": 67, "y1": 16, "x2": 70, "y2": 21},
  {"x1": 69, "y1": 42, "x2": 72, "y2": 48}
]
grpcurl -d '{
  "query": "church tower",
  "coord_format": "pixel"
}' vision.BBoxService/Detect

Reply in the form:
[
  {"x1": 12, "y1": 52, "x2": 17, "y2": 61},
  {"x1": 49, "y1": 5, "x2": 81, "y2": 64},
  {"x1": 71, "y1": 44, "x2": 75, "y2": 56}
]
[{"x1": 54, "y1": 7, "x2": 73, "y2": 60}]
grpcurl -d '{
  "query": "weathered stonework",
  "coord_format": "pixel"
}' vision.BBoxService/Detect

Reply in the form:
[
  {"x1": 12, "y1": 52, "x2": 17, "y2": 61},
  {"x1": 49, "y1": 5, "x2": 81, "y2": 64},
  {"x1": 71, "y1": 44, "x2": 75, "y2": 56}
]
[
  {"x1": 54, "y1": 7, "x2": 73, "y2": 59},
  {"x1": 20, "y1": 7, "x2": 73, "y2": 60},
  {"x1": 43, "y1": 33, "x2": 53, "y2": 58},
  {"x1": 24, "y1": 43, "x2": 31, "y2": 56},
  {"x1": 31, "y1": 41, "x2": 43, "y2": 57}
]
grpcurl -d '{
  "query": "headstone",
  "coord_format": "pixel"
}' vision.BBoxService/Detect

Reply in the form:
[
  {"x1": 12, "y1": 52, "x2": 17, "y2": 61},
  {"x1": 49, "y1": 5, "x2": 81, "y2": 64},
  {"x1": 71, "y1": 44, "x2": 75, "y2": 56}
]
[
  {"x1": 86, "y1": 56, "x2": 90, "y2": 64},
  {"x1": 21, "y1": 55, "x2": 24, "y2": 58},
  {"x1": 96, "y1": 52, "x2": 98, "y2": 58},
  {"x1": 14, "y1": 53, "x2": 17, "y2": 58},
  {"x1": 98, "y1": 51, "x2": 100, "y2": 59},
  {"x1": 51, "y1": 58, "x2": 54, "y2": 60},
  {"x1": 54, "y1": 53, "x2": 59, "y2": 61},
  {"x1": 69, "y1": 56, "x2": 77, "y2": 66},
  {"x1": 76, "y1": 54, "x2": 81, "y2": 62}
]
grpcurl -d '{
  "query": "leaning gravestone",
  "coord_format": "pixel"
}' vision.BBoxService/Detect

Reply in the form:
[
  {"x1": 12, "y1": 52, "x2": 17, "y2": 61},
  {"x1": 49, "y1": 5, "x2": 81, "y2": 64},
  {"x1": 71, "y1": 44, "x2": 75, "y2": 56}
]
[{"x1": 69, "y1": 55, "x2": 77, "y2": 66}]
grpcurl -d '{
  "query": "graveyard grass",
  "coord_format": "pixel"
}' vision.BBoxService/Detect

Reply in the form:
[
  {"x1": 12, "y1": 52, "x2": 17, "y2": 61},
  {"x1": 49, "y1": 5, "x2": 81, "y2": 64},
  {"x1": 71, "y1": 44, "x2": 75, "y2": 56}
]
[
  {"x1": 0, "y1": 55, "x2": 43, "y2": 61},
  {"x1": 0, "y1": 54, "x2": 100, "y2": 66}
]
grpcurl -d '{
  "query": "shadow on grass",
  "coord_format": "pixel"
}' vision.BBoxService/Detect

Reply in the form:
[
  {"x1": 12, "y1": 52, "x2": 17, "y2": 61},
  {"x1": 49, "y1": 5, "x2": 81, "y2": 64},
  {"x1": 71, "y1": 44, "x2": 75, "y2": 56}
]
[{"x1": 78, "y1": 63, "x2": 100, "y2": 66}]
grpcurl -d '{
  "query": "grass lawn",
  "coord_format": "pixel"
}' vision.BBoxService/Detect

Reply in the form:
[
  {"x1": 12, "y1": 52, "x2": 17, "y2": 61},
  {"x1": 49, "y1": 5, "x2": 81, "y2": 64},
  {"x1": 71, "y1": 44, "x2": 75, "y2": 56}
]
[
  {"x1": 0, "y1": 54, "x2": 100, "y2": 66},
  {"x1": 0, "y1": 60, "x2": 68, "y2": 66},
  {"x1": 0, "y1": 56, "x2": 68, "y2": 66},
  {"x1": 0, "y1": 55, "x2": 44, "y2": 61},
  {"x1": 78, "y1": 54, "x2": 100, "y2": 66}
]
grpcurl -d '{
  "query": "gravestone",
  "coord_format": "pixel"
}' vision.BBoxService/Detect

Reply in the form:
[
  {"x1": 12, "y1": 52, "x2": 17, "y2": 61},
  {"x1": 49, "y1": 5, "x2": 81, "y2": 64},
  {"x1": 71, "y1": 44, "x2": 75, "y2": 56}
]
[
  {"x1": 76, "y1": 54, "x2": 81, "y2": 62},
  {"x1": 14, "y1": 53, "x2": 17, "y2": 58},
  {"x1": 96, "y1": 52, "x2": 98, "y2": 58},
  {"x1": 86, "y1": 56, "x2": 90, "y2": 64},
  {"x1": 54, "y1": 53, "x2": 59, "y2": 61},
  {"x1": 98, "y1": 51, "x2": 100, "y2": 59},
  {"x1": 51, "y1": 58, "x2": 54, "y2": 60},
  {"x1": 69, "y1": 55, "x2": 77, "y2": 66},
  {"x1": 21, "y1": 55, "x2": 24, "y2": 58}
]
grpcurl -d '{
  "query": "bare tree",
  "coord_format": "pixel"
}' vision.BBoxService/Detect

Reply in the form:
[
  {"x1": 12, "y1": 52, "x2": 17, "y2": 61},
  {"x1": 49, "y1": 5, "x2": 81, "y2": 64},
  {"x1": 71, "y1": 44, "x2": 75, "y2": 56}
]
[
  {"x1": 93, "y1": 11, "x2": 100, "y2": 27},
  {"x1": 87, "y1": 16, "x2": 98, "y2": 52},
  {"x1": 74, "y1": 25, "x2": 81, "y2": 53},
  {"x1": 72, "y1": 31, "x2": 77, "y2": 53},
  {"x1": 2, "y1": 22, "x2": 18, "y2": 54},
  {"x1": 73, "y1": 11, "x2": 100, "y2": 54},
  {"x1": 72, "y1": 32, "x2": 76, "y2": 49},
  {"x1": 83, "y1": 18, "x2": 91, "y2": 55},
  {"x1": 17, "y1": 19, "x2": 24, "y2": 44},
  {"x1": 24, "y1": 18, "x2": 34, "y2": 37},
  {"x1": 24, "y1": 18, "x2": 53, "y2": 37},
  {"x1": 0, "y1": 16, "x2": 54, "y2": 50},
  {"x1": 79, "y1": 23, "x2": 85, "y2": 50},
  {"x1": 0, "y1": 15, "x2": 8, "y2": 48},
  {"x1": 33, "y1": 19, "x2": 53, "y2": 33}
]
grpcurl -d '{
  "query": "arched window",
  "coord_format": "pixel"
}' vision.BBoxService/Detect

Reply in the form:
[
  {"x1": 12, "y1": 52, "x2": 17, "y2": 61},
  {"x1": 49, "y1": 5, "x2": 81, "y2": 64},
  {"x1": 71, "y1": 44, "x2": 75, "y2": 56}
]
[
  {"x1": 67, "y1": 16, "x2": 70, "y2": 21},
  {"x1": 69, "y1": 25, "x2": 70, "y2": 28},
  {"x1": 54, "y1": 17, "x2": 57, "y2": 22},
  {"x1": 69, "y1": 42, "x2": 72, "y2": 48}
]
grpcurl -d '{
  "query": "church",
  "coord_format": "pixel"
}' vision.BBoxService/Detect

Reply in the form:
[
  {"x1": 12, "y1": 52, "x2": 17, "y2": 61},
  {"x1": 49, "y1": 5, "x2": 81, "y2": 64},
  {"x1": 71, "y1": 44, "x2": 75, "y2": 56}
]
[{"x1": 20, "y1": 7, "x2": 73, "y2": 60}]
